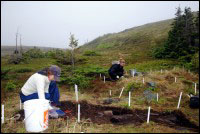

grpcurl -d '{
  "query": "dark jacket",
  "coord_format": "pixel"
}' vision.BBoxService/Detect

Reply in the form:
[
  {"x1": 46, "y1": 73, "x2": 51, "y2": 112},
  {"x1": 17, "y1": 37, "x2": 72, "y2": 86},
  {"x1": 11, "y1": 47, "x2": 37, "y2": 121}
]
[{"x1": 108, "y1": 64, "x2": 124, "y2": 80}]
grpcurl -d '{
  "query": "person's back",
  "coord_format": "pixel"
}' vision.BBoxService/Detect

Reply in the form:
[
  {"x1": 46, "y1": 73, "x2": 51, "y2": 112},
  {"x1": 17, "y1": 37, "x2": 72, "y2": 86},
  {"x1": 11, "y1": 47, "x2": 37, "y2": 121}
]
[
  {"x1": 21, "y1": 73, "x2": 50, "y2": 97},
  {"x1": 108, "y1": 58, "x2": 125, "y2": 80}
]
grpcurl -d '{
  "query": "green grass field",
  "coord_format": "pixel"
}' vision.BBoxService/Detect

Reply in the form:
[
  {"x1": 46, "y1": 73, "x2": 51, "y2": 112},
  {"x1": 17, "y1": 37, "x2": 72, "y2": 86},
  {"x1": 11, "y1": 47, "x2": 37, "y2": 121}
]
[{"x1": 1, "y1": 54, "x2": 199, "y2": 133}]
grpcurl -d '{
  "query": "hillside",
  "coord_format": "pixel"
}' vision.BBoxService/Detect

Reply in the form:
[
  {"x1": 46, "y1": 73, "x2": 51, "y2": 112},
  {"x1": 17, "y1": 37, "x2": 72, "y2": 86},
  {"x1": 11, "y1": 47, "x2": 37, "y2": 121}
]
[
  {"x1": 78, "y1": 18, "x2": 173, "y2": 65},
  {"x1": 79, "y1": 19, "x2": 173, "y2": 52}
]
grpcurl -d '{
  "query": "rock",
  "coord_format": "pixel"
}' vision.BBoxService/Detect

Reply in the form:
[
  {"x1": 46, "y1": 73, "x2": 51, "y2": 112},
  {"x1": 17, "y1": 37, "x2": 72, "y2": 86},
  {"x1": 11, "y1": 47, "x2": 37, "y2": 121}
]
[
  {"x1": 190, "y1": 96, "x2": 199, "y2": 108},
  {"x1": 103, "y1": 111, "x2": 113, "y2": 116},
  {"x1": 97, "y1": 112, "x2": 104, "y2": 117},
  {"x1": 112, "y1": 98, "x2": 120, "y2": 103},
  {"x1": 110, "y1": 114, "x2": 133, "y2": 123},
  {"x1": 147, "y1": 82, "x2": 156, "y2": 87},
  {"x1": 103, "y1": 98, "x2": 113, "y2": 104}
]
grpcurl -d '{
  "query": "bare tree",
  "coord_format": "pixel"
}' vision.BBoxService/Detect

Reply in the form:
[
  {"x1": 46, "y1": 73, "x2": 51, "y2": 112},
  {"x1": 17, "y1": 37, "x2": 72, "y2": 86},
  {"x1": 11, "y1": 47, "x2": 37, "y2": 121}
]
[
  {"x1": 20, "y1": 34, "x2": 23, "y2": 54},
  {"x1": 69, "y1": 33, "x2": 78, "y2": 69},
  {"x1": 14, "y1": 28, "x2": 19, "y2": 54}
]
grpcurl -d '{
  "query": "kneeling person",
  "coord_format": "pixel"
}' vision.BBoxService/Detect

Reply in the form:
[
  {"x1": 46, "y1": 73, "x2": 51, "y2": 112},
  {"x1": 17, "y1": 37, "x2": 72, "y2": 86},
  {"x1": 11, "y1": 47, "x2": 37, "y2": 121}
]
[
  {"x1": 108, "y1": 58, "x2": 125, "y2": 81},
  {"x1": 19, "y1": 65, "x2": 61, "y2": 108}
]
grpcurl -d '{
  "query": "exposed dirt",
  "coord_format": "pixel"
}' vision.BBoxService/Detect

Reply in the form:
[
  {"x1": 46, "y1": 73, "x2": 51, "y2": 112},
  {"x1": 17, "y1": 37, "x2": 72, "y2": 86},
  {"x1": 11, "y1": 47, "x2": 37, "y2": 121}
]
[
  {"x1": 15, "y1": 100, "x2": 199, "y2": 132},
  {"x1": 89, "y1": 78, "x2": 118, "y2": 93}
]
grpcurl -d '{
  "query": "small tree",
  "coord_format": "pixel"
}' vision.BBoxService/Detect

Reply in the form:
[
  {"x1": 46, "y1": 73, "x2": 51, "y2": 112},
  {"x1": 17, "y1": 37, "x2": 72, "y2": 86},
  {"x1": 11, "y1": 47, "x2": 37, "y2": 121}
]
[{"x1": 69, "y1": 33, "x2": 78, "y2": 69}]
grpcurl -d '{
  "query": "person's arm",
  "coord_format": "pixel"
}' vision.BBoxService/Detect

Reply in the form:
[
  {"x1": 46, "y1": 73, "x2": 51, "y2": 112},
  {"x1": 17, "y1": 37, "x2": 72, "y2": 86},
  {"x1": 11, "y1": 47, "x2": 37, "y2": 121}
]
[
  {"x1": 36, "y1": 76, "x2": 45, "y2": 99},
  {"x1": 118, "y1": 69, "x2": 124, "y2": 77},
  {"x1": 109, "y1": 64, "x2": 118, "y2": 78}
]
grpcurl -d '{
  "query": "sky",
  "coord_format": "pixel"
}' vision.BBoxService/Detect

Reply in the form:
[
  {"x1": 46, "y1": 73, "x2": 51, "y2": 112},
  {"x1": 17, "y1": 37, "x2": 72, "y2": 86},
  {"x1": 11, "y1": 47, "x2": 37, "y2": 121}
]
[{"x1": 1, "y1": 1, "x2": 199, "y2": 49}]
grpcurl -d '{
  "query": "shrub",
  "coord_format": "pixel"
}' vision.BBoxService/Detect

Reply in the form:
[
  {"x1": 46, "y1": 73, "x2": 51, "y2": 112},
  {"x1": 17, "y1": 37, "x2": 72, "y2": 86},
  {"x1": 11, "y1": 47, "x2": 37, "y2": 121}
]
[
  {"x1": 152, "y1": 44, "x2": 166, "y2": 59},
  {"x1": 23, "y1": 47, "x2": 45, "y2": 59},
  {"x1": 183, "y1": 52, "x2": 199, "y2": 73},
  {"x1": 83, "y1": 50, "x2": 100, "y2": 56},
  {"x1": 74, "y1": 65, "x2": 107, "y2": 77},
  {"x1": 125, "y1": 82, "x2": 141, "y2": 93},
  {"x1": 146, "y1": 87, "x2": 156, "y2": 91},
  {"x1": 8, "y1": 54, "x2": 24, "y2": 64},
  {"x1": 45, "y1": 49, "x2": 66, "y2": 59},
  {"x1": 1, "y1": 68, "x2": 11, "y2": 79},
  {"x1": 15, "y1": 68, "x2": 33, "y2": 73},
  {"x1": 60, "y1": 74, "x2": 92, "y2": 91},
  {"x1": 5, "y1": 81, "x2": 17, "y2": 91}
]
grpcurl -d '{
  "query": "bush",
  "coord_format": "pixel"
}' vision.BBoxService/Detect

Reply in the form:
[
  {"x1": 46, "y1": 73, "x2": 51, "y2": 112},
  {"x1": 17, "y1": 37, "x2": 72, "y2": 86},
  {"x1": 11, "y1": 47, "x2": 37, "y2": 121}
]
[
  {"x1": 8, "y1": 54, "x2": 24, "y2": 64},
  {"x1": 146, "y1": 87, "x2": 156, "y2": 91},
  {"x1": 152, "y1": 44, "x2": 166, "y2": 59},
  {"x1": 1, "y1": 68, "x2": 11, "y2": 79},
  {"x1": 179, "y1": 52, "x2": 199, "y2": 73},
  {"x1": 45, "y1": 49, "x2": 65, "y2": 59},
  {"x1": 5, "y1": 81, "x2": 17, "y2": 91},
  {"x1": 23, "y1": 47, "x2": 46, "y2": 59},
  {"x1": 74, "y1": 65, "x2": 107, "y2": 77},
  {"x1": 83, "y1": 50, "x2": 100, "y2": 56},
  {"x1": 125, "y1": 82, "x2": 141, "y2": 93},
  {"x1": 15, "y1": 68, "x2": 33, "y2": 73},
  {"x1": 60, "y1": 74, "x2": 92, "y2": 91}
]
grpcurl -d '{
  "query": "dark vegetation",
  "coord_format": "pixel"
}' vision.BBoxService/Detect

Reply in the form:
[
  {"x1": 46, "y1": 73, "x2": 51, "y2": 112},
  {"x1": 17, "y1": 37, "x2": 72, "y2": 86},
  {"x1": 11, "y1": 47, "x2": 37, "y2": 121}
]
[{"x1": 152, "y1": 8, "x2": 199, "y2": 72}]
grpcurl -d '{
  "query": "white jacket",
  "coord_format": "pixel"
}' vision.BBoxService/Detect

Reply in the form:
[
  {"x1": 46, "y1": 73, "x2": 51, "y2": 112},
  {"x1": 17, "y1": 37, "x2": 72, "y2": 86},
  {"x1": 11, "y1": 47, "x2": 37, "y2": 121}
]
[{"x1": 21, "y1": 73, "x2": 50, "y2": 99}]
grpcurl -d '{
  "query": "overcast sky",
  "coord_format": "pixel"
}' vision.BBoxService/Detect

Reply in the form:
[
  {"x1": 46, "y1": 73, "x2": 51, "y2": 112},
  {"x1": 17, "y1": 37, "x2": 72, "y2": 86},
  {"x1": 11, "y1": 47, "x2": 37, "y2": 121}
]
[{"x1": 1, "y1": 1, "x2": 199, "y2": 48}]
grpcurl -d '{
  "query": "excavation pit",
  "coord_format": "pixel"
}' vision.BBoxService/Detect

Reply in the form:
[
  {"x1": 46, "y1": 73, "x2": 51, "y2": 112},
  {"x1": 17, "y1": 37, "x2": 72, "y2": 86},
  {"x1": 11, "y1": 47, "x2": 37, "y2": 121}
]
[{"x1": 15, "y1": 100, "x2": 199, "y2": 132}]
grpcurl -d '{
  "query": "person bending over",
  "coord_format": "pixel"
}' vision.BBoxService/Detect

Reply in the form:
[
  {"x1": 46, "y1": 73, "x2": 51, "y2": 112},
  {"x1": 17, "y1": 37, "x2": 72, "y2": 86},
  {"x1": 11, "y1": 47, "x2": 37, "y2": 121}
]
[
  {"x1": 108, "y1": 58, "x2": 125, "y2": 81},
  {"x1": 19, "y1": 65, "x2": 61, "y2": 107}
]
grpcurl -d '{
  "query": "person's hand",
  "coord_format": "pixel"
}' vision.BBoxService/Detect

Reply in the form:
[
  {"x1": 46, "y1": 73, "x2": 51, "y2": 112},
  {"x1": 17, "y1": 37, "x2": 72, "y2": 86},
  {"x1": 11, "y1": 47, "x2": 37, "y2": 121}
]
[{"x1": 48, "y1": 104, "x2": 54, "y2": 110}]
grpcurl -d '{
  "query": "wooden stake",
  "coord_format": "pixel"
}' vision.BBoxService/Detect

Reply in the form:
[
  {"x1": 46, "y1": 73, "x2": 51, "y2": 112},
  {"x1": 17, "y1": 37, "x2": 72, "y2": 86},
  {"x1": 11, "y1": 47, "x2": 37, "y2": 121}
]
[
  {"x1": 75, "y1": 84, "x2": 78, "y2": 102},
  {"x1": 195, "y1": 83, "x2": 197, "y2": 95},
  {"x1": 177, "y1": 92, "x2": 182, "y2": 109},
  {"x1": 143, "y1": 77, "x2": 145, "y2": 84},
  {"x1": 110, "y1": 90, "x2": 112, "y2": 96},
  {"x1": 157, "y1": 93, "x2": 158, "y2": 102},
  {"x1": 2, "y1": 105, "x2": 4, "y2": 124},
  {"x1": 175, "y1": 77, "x2": 177, "y2": 83},
  {"x1": 129, "y1": 92, "x2": 131, "y2": 107},
  {"x1": 78, "y1": 104, "x2": 80, "y2": 123},
  {"x1": 147, "y1": 106, "x2": 150, "y2": 124},
  {"x1": 119, "y1": 87, "x2": 124, "y2": 98}
]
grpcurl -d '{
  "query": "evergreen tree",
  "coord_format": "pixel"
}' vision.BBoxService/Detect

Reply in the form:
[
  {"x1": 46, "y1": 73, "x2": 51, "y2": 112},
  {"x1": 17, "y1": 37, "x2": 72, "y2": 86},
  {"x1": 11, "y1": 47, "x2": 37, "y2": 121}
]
[
  {"x1": 153, "y1": 6, "x2": 198, "y2": 60},
  {"x1": 194, "y1": 11, "x2": 199, "y2": 46},
  {"x1": 183, "y1": 7, "x2": 195, "y2": 48}
]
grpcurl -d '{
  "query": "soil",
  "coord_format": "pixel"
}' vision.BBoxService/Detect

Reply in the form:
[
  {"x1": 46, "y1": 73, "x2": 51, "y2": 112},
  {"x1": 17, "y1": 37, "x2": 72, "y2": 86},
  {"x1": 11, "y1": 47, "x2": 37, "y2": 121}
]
[{"x1": 15, "y1": 100, "x2": 199, "y2": 132}]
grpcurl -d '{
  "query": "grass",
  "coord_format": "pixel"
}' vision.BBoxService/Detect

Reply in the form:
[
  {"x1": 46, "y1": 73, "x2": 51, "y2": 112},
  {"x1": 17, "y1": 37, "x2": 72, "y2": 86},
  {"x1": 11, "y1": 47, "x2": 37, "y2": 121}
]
[{"x1": 1, "y1": 53, "x2": 199, "y2": 133}]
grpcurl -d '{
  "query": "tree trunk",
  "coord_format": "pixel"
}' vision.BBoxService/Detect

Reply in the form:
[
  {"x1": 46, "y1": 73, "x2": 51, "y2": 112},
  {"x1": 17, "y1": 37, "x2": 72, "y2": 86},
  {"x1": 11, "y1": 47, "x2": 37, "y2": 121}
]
[{"x1": 71, "y1": 49, "x2": 74, "y2": 69}]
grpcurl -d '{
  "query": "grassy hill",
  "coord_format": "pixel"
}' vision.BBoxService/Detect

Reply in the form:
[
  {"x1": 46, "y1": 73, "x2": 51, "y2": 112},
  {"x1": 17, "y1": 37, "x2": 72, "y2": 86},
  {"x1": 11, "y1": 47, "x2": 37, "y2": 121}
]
[{"x1": 78, "y1": 19, "x2": 173, "y2": 65}]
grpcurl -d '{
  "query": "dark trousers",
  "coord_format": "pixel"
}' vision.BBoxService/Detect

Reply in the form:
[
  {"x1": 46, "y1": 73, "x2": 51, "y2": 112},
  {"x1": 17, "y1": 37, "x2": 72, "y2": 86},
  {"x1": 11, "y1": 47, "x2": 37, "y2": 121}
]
[
  {"x1": 109, "y1": 72, "x2": 118, "y2": 80},
  {"x1": 19, "y1": 81, "x2": 60, "y2": 105}
]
